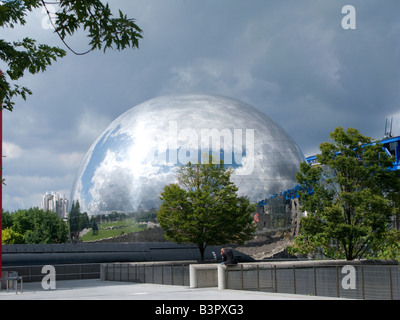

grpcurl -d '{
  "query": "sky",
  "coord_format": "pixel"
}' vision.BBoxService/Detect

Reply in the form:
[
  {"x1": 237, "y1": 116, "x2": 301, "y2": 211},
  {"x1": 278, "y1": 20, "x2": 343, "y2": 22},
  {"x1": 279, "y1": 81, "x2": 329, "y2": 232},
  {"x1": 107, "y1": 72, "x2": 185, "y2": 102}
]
[{"x1": 2, "y1": 0, "x2": 400, "y2": 212}]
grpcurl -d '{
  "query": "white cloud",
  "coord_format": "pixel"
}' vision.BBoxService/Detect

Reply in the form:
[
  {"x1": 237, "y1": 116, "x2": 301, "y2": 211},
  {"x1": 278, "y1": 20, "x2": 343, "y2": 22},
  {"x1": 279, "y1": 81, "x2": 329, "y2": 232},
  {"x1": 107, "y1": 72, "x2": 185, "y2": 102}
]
[
  {"x1": 3, "y1": 174, "x2": 74, "y2": 211},
  {"x1": 3, "y1": 142, "x2": 23, "y2": 160},
  {"x1": 76, "y1": 107, "x2": 112, "y2": 148},
  {"x1": 2, "y1": 142, "x2": 83, "y2": 210}
]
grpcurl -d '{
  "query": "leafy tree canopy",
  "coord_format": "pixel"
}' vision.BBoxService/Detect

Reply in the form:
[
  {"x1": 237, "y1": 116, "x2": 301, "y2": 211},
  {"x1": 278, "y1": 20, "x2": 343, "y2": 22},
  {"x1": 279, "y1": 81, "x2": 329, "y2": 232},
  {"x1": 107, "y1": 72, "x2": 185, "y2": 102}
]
[
  {"x1": 158, "y1": 157, "x2": 257, "y2": 261},
  {"x1": 290, "y1": 127, "x2": 400, "y2": 260},
  {"x1": 1, "y1": 207, "x2": 68, "y2": 244}
]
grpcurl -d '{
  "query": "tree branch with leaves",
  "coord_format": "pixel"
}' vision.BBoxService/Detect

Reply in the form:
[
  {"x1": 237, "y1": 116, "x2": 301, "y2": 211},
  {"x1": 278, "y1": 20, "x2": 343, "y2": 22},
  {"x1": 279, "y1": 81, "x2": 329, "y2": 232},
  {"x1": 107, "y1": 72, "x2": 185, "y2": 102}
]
[
  {"x1": 0, "y1": 0, "x2": 142, "y2": 111},
  {"x1": 289, "y1": 127, "x2": 399, "y2": 260}
]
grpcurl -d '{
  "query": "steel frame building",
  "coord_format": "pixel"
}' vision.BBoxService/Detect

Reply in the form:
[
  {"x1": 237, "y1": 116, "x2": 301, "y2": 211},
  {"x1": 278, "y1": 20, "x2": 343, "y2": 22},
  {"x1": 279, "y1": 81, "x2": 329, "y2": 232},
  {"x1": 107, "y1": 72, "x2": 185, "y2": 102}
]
[{"x1": 305, "y1": 135, "x2": 400, "y2": 171}]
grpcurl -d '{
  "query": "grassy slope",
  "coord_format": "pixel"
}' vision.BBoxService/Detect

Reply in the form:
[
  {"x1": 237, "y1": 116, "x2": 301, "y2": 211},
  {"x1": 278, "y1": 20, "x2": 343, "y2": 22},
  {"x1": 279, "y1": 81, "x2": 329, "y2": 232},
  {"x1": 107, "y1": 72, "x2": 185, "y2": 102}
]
[{"x1": 81, "y1": 219, "x2": 147, "y2": 242}]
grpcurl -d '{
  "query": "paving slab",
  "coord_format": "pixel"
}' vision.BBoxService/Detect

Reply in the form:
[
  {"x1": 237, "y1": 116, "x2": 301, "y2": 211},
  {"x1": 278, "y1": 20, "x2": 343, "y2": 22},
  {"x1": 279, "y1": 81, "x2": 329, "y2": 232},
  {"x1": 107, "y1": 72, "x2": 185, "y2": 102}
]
[{"x1": 0, "y1": 279, "x2": 344, "y2": 300}]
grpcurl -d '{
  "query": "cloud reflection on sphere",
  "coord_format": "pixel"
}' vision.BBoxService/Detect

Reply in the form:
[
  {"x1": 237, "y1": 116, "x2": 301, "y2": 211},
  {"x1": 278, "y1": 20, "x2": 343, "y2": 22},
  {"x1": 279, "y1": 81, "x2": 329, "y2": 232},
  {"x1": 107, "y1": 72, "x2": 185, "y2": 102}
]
[{"x1": 71, "y1": 93, "x2": 305, "y2": 215}]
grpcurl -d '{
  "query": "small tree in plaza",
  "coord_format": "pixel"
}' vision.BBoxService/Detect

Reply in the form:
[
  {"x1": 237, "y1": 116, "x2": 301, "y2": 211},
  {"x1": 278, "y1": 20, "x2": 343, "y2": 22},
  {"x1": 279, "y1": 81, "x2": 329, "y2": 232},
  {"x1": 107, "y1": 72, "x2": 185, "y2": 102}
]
[
  {"x1": 158, "y1": 157, "x2": 257, "y2": 261},
  {"x1": 290, "y1": 127, "x2": 400, "y2": 260}
]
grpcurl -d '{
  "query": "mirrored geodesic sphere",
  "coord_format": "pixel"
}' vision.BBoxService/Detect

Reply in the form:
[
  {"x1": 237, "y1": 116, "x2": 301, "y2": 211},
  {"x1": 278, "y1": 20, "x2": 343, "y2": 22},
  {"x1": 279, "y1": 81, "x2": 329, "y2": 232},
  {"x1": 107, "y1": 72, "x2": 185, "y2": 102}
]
[{"x1": 71, "y1": 93, "x2": 305, "y2": 215}]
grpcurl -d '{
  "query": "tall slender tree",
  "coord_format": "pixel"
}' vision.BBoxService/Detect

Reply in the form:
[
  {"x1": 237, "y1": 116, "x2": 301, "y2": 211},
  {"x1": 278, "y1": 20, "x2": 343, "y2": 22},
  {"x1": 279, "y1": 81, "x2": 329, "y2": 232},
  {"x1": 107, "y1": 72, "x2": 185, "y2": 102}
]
[{"x1": 68, "y1": 200, "x2": 81, "y2": 242}]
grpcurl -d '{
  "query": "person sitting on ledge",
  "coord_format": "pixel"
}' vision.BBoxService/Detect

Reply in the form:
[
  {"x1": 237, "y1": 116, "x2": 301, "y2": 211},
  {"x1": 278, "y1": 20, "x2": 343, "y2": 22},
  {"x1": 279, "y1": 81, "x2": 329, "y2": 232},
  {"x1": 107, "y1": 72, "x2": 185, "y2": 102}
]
[{"x1": 220, "y1": 248, "x2": 238, "y2": 265}]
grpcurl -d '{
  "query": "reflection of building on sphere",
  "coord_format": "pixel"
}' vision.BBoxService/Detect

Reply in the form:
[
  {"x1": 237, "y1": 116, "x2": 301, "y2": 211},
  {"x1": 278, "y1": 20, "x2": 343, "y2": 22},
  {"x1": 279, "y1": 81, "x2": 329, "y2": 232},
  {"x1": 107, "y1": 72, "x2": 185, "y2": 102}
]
[{"x1": 71, "y1": 93, "x2": 305, "y2": 216}]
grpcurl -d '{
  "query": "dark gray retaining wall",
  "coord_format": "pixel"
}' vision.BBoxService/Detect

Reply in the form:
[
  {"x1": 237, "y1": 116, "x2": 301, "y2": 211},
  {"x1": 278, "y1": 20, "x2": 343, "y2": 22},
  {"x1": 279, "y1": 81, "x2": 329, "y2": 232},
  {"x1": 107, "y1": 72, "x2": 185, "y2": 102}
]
[{"x1": 1, "y1": 243, "x2": 253, "y2": 266}]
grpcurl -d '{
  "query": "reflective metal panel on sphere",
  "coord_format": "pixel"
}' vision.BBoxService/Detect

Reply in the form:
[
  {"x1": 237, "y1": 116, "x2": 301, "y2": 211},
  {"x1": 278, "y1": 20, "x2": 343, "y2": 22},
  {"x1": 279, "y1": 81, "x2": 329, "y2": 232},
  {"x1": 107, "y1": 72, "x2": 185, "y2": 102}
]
[{"x1": 71, "y1": 93, "x2": 305, "y2": 215}]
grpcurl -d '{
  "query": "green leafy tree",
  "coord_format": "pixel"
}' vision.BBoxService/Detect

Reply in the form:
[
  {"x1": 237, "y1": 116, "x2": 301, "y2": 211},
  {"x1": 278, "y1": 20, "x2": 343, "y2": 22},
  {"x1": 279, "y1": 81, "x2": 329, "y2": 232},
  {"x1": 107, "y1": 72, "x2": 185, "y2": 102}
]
[
  {"x1": 68, "y1": 200, "x2": 91, "y2": 241},
  {"x1": 11, "y1": 208, "x2": 35, "y2": 235},
  {"x1": 290, "y1": 127, "x2": 399, "y2": 260},
  {"x1": 1, "y1": 210, "x2": 14, "y2": 229},
  {"x1": 68, "y1": 200, "x2": 81, "y2": 241},
  {"x1": 24, "y1": 208, "x2": 68, "y2": 244},
  {"x1": 136, "y1": 210, "x2": 158, "y2": 223},
  {"x1": 80, "y1": 211, "x2": 90, "y2": 230},
  {"x1": 2, "y1": 227, "x2": 24, "y2": 244},
  {"x1": 158, "y1": 158, "x2": 257, "y2": 261},
  {"x1": 0, "y1": 0, "x2": 142, "y2": 111},
  {"x1": 4, "y1": 207, "x2": 68, "y2": 244},
  {"x1": 90, "y1": 216, "x2": 98, "y2": 236}
]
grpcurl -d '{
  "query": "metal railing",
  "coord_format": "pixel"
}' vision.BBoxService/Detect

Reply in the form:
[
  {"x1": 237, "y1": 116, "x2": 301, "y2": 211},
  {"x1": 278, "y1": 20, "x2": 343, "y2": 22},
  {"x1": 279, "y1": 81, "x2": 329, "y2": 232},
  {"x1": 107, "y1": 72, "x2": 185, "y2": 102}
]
[
  {"x1": 223, "y1": 263, "x2": 400, "y2": 300},
  {"x1": 101, "y1": 262, "x2": 191, "y2": 286},
  {"x1": 1, "y1": 263, "x2": 101, "y2": 283}
]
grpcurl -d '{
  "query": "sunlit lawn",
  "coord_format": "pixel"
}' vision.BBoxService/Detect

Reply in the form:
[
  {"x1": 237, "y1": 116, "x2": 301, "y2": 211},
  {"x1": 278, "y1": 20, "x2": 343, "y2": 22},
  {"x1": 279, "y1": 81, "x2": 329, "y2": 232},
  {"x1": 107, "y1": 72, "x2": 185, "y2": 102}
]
[{"x1": 81, "y1": 219, "x2": 147, "y2": 242}]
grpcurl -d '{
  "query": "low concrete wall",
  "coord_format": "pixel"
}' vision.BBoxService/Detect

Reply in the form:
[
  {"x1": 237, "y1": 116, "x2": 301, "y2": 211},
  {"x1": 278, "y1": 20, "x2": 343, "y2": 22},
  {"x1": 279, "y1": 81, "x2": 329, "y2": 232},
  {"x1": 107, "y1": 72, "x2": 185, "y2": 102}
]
[
  {"x1": 217, "y1": 260, "x2": 400, "y2": 300},
  {"x1": 189, "y1": 264, "x2": 219, "y2": 288}
]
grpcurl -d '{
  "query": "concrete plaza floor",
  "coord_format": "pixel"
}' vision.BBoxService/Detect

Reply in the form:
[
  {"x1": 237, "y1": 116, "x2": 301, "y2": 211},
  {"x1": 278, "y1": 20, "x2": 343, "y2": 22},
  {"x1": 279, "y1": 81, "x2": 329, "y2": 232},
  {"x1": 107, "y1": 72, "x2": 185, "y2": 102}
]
[{"x1": 0, "y1": 279, "x2": 343, "y2": 300}]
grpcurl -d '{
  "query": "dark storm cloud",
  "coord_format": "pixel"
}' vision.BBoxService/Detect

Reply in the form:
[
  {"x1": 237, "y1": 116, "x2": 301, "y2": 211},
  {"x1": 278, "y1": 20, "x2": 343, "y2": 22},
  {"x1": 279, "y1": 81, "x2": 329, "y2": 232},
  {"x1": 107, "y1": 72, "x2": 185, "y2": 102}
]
[{"x1": 2, "y1": 0, "x2": 399, "y2": 211}]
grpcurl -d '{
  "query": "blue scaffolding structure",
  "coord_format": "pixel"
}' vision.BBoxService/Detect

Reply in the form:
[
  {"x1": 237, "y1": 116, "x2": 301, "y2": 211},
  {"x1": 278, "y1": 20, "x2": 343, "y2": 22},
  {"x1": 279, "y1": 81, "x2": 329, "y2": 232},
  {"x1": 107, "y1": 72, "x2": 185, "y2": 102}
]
[
  {"x1": 258, "y1": 135, "x2": 400, "y2": 209},
  {"x1": 305, "y1": 135, "x2": 400, "y2": 171}
]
